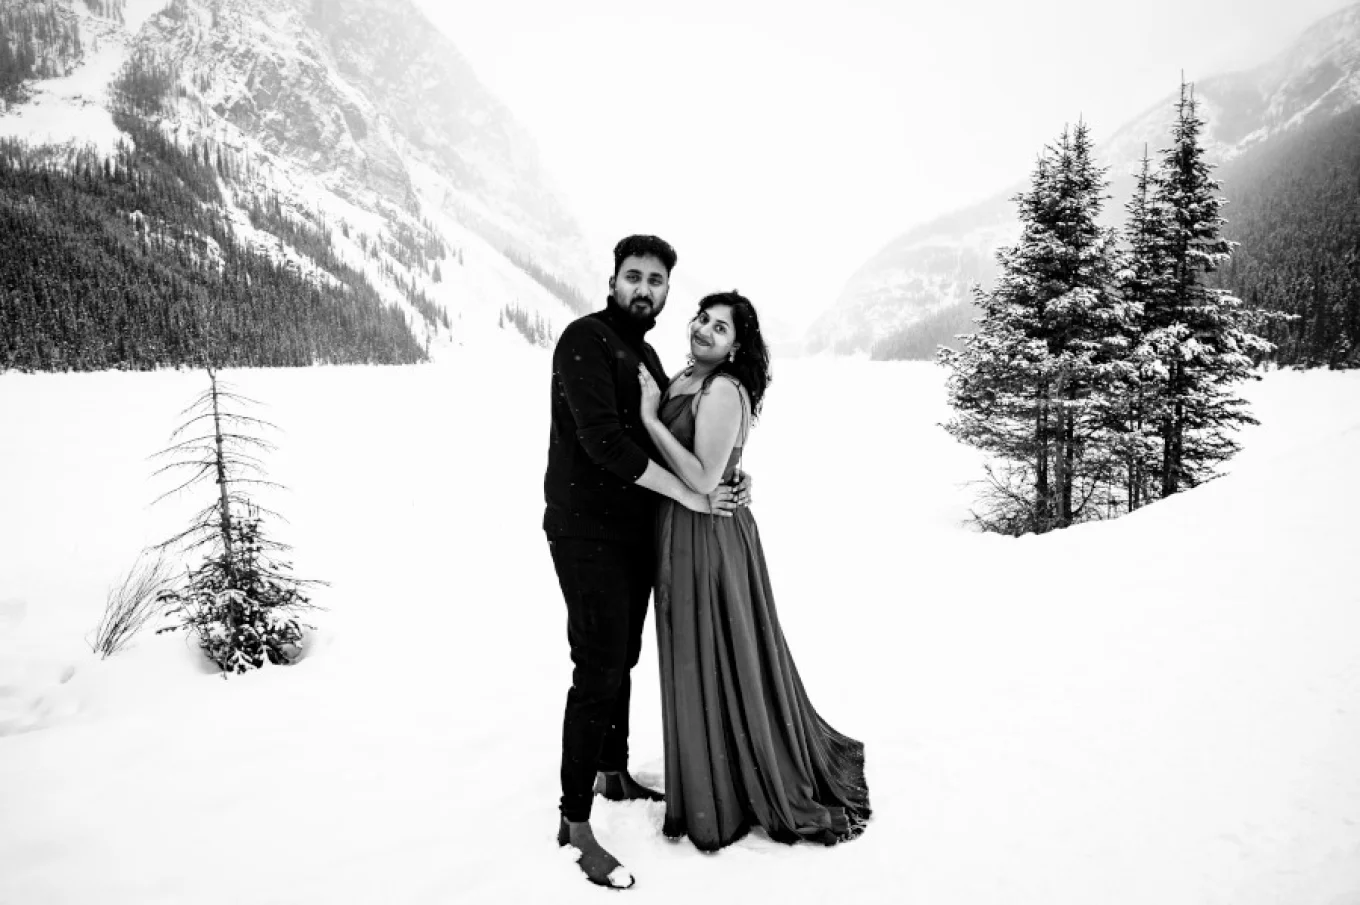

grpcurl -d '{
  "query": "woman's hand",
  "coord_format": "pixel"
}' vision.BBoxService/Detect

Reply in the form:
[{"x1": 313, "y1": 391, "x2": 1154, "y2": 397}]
[{"x1": 638, "y1": 365, "x2": 662, "y2": 424}]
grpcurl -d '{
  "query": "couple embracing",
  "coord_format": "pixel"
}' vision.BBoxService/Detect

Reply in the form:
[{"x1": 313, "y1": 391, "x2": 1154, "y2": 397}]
[{"x1": 544, "y1": 235, "x2": 870, "y2": 890}]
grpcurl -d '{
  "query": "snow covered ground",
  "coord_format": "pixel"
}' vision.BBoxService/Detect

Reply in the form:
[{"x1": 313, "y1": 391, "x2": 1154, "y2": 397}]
[{"x1": 1, "y1": 354, "x2": 1358, "y2": 904}]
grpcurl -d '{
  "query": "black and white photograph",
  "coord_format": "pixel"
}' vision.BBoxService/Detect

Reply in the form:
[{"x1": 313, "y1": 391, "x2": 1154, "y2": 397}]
[{"x1": 1, "y1": 0, "x2": 1358, "y2": 900}]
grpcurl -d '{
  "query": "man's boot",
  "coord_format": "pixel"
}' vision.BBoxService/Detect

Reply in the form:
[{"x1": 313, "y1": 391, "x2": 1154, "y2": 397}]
[
  {"x1": 594, "y1": 770, "x2": 664, "y2": 802},
  {"x1": 557, "y1": 816, "x2": 635, "y2": 890}
]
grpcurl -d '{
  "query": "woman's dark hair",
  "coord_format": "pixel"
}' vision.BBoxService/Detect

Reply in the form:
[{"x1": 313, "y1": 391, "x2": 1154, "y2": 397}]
[
  {"x1": 613, "y1": 234, "x2": 677, "y2": 275},
  {"x1": 694, "y1": 291, "x2": 771, "y2": 423}
]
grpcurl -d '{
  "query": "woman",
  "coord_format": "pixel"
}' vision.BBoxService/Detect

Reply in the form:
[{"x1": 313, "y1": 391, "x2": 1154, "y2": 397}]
[{"x1": 637, "y1": 291, "x2": 871, "y2": 852}]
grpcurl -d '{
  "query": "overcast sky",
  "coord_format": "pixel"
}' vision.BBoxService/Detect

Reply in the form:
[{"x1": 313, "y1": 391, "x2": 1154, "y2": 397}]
[{"x1": 414, "y1": 0, "x2": 1354, "y2": 336}]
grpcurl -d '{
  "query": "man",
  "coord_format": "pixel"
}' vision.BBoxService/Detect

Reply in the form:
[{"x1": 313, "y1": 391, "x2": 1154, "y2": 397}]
[{"x1": 544, "y1": 235, "x2": 746, "y2": 889}]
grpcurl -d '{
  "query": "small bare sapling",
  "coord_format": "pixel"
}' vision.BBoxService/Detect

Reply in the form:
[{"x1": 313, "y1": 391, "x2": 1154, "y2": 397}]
[{"x1": 88, "y1": 548, "x2": 177, "y2": 658}]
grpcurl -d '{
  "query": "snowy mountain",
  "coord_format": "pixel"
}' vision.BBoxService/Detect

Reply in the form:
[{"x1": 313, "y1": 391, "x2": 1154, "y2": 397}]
[
  {"x1": 807, "y1": 1, "x2": 1360, "y2": 359},
  {"x1": 0, "y1": 0, "x2": 596, "y2": 361}
]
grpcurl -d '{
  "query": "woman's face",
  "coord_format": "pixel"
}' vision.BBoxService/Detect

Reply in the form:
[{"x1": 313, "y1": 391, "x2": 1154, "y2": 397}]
[{"x1": 689, "y1": 304, "x2": 738, "y2": 366}]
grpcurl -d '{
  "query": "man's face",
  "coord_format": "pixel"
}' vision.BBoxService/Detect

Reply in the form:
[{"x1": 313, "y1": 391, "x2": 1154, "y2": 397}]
[{"x1": 609, "y1": 254, "x2": 670, "y2": 322}]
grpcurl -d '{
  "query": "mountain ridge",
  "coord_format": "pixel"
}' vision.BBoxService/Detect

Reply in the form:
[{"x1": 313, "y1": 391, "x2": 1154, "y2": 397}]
[
  {"x1": 808, "y1": 1, "x2": 1360, "y2": 360},
  {"x1": 0, "y1": 0, "x2": 596, "y2": 366}
]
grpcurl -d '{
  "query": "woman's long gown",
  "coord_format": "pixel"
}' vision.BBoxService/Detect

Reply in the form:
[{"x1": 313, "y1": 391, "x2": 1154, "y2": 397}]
[{"x1": 654, "y1": 391, "x2": 871, "y2": 852}]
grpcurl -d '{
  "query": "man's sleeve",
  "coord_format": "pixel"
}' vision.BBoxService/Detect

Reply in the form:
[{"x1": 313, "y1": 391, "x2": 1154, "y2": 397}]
[{"x1": 554, "y1": 321, "x2": 651, "y2": 482}]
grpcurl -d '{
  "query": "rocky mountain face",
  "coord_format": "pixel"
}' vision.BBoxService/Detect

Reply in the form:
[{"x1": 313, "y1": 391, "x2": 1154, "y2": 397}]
[
  {"x1": 808, "y1": 1, "x2": 1360, "y2": 359},
  {"x1": 0, "y1": 0, "x2": 596, "y2": 359},
  {"x1": 173, "y1": 0, "x2": 592, "y2": 288}
]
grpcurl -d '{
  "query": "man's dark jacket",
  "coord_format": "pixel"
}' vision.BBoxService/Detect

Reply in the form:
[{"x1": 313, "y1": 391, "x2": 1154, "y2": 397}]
[{"x1": 543, "y1": 304, "x2": 669, "y2": 541}]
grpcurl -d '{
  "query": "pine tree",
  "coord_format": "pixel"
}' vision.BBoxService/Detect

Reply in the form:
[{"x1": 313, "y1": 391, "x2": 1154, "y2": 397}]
[
  {"x1": 940, "y1": 121, "x2": 1128, "y2": 534},
  {"x1": 153, "y1": 369, "x2": 319, "y2": 673},
  {"x1": 1100, "y1": 147, "x2": 1173, "y2": 512},
  {"x1": 1145, "y1": 81, "x2": 1273, "y2": 495}
]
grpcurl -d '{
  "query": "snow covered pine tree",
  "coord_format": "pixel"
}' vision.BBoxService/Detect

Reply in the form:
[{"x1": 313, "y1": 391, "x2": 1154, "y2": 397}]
[
  {"x1": 940, "y1": 121, "x2": 1131, "y2": 534},
  {"x1": 1140, "y1": 81, "x2": 1273, "y2": 496},
  {"x1": 154, "y1": 369, "x2": 318, "y2": 674}
]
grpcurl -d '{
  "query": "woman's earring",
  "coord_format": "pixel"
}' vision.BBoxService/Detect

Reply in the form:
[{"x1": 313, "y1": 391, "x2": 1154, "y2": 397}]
[{"x1": 728, "y1": 350, "x2": 736, "y2": 363}]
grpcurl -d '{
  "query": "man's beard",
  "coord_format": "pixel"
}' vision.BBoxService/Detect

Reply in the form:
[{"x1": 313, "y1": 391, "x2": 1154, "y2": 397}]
[{"x1": 616, "y1": 293, "x2": 663, "y2": 323}]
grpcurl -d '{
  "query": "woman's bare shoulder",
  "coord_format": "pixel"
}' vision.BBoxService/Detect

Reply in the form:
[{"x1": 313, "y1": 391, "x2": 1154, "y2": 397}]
[
  {"x1": 696, "y1": 375, "x2": 751, "y2": 435},
  {"x1": 705, "y1": 374, "x2": 748, "y2": 403}
]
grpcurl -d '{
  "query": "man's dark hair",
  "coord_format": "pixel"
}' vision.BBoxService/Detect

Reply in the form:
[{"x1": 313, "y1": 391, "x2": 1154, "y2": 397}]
[{"x1": 613, "y1": 235, "x2": 678, "y2": 276}]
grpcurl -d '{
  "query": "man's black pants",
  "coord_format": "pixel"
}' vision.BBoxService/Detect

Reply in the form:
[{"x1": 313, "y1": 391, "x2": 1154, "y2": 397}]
[{"x1": 548, "y1": 535, "x2": 654, "y2": 822}]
